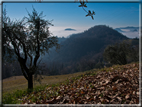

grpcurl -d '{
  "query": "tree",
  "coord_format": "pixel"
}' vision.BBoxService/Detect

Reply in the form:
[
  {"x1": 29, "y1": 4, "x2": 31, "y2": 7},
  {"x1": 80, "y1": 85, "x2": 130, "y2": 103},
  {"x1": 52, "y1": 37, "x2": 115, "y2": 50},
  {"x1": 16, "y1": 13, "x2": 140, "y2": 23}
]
[
  {"x1": 103, "y1": 43, "x2": 128, "y2": 65},
  {"x1": 2, "y1": 8, "x2": 59, "y2": 90},
  {"x1": 103, "y1": 42, "x2": 138, "y2": 65}
]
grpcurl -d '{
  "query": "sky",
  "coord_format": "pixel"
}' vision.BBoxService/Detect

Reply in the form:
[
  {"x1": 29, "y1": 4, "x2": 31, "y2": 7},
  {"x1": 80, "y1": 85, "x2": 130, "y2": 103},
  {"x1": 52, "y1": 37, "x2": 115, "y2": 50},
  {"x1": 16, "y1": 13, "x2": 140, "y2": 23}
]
[{"x1": 1, "y1": 0, "x2": 141, "y2": 38}]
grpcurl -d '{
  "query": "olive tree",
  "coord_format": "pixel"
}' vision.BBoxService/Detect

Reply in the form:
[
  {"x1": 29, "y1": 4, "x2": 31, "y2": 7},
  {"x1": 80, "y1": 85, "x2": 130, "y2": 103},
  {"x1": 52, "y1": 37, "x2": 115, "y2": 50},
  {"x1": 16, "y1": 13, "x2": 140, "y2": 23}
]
[
  {"x1": 103, "y1": 43, "x2": 127, "y2": 65},
  {"x1": 103, "y1": 42, "x2": 138, "y2": 65},
  {"x1": 2, "y1": 8, "x2": 59, "y2": 90}
]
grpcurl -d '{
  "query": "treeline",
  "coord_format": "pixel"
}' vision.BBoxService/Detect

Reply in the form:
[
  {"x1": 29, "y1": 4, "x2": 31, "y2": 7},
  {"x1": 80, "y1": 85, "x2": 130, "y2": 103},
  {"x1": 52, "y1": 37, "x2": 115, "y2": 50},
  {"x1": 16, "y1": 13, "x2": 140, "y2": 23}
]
[
  {"x1": 2, "y1": 61, "x2": 22, "y2": 79},
  {"x1": 2, "y1": 38, "x2": 139, "y2": 79},
  {"x1": 42, "y1": 39, "x2": 139, "y2": 76}
]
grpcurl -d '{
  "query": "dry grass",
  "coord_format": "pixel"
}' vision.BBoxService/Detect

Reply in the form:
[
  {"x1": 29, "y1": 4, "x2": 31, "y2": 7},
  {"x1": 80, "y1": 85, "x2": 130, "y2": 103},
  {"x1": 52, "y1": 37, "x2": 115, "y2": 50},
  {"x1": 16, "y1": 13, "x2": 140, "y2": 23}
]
[
  {"x1": 3, "y1": 76, "x2": 27, "y2": 94},
  {"x1": 2, "y1": 71, "x2": 88, "y2": 94}
]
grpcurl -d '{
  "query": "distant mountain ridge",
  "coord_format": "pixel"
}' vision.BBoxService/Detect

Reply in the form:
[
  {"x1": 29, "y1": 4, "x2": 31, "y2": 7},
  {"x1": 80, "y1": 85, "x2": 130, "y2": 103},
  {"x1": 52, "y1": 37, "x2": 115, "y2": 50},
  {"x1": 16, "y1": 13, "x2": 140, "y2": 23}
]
[
  {"x1": 115, "y1": 26, "x2": 139, "y2": 33},
  {"x1": 114, "y1": 26, "x2": 139, "y2": 38},
  {"x1": 69, "y1": 25, "x2": 128, "y2": 39},
  {"x1": 48, "y1": 25, "x2": 128, "y2": 61}
]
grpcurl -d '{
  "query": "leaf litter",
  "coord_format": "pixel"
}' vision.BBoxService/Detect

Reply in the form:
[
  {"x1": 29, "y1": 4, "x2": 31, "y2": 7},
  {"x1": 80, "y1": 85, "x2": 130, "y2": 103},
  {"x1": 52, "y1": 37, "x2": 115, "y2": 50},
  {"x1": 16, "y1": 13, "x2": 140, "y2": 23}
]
[{"x1": 20, "y1": 63, "x2": 139, "y2": 104}]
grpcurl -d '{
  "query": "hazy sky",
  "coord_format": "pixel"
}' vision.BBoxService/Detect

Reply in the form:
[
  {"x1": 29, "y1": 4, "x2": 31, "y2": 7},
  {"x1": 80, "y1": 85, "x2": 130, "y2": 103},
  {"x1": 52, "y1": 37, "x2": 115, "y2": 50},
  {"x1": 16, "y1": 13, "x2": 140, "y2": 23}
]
[{"x1": 1, "y1": 0, "x2": 140, "y2": 38}]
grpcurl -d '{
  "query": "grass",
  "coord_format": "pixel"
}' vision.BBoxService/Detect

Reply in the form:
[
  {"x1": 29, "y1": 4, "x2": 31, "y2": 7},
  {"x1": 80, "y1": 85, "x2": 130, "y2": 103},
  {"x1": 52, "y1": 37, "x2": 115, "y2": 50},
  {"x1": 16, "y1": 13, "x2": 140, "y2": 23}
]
[
  {"x1": 2, "y1": 70, "x2": 99, "y2": 104},
  {"x1": 2, "y1": 71, "x2": 90, "y2": 94}
]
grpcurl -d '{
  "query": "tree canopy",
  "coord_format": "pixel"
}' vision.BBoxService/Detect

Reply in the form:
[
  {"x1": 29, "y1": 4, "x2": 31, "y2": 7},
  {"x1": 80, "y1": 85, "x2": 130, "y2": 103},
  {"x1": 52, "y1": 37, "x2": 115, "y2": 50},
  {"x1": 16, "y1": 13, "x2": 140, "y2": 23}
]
[
  {"x1": 103, "y1": 42, "x2": 139, "y2": 65},
  {"x1": 2, "y1": 7, "x2": 59, "y2": 89}
]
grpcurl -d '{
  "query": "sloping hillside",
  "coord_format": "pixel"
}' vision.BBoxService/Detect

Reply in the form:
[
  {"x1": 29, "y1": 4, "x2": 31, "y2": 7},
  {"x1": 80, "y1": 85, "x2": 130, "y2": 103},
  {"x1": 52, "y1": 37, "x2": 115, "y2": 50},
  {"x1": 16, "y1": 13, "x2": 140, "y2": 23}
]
[
  {"x1": 3, "y1": 62, "x2": 139, "y2": 104},
  {"x1": 46, "y1": 25, "x2": 128, "y2": 63},
  {"x1": 2, "y1": 72, "x2": 87, "y2": 94},
  {"x1": 41, "y1": 25, "x2": 138, "y2": 75}
]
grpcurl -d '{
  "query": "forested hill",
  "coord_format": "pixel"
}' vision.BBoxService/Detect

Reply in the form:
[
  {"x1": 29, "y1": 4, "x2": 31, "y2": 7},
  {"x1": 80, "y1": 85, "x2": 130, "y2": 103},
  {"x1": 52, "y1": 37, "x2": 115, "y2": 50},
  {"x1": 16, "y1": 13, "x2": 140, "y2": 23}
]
[
  {"x1": 69, "y1": 25, "x2": 128, "y2": 39},
  {"x1": 44, "y1": 25, "x2": 128, "y2": 63},
  {"x1": 41, "y1": 25, "x2": 134, "y2": 75}
]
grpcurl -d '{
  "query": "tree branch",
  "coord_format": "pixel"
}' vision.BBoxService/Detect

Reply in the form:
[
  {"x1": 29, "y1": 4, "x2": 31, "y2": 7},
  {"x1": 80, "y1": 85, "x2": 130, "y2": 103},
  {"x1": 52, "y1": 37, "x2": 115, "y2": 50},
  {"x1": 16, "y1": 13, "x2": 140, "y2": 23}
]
[
  {"x1": 27, "y1": 52, "x2": 33, "y2": 67},
  {"x1": 14, "y1": 33, "x2": 27, "y2": 61},
  {"x1": 19, "y1": 63, "x2": 28, "y2": 80},
  {"x1": 34, "y1": 21, "x2": 40, "y2": 67}
]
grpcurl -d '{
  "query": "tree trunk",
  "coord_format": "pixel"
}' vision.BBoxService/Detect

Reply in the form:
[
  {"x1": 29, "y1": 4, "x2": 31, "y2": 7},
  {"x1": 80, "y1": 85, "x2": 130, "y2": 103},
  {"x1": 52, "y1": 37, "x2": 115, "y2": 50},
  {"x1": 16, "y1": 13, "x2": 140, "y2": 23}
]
[{"x1": 28, "y1": 73, "x2": 33, "y2": 90}]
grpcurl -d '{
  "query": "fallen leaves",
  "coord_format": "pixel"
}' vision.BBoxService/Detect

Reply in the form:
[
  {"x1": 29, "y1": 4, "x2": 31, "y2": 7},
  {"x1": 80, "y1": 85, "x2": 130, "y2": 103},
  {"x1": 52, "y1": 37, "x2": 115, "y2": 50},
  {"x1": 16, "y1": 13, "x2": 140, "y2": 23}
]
[{"x1": 20, "y1": 63, "x2": 139, "y2": 104}]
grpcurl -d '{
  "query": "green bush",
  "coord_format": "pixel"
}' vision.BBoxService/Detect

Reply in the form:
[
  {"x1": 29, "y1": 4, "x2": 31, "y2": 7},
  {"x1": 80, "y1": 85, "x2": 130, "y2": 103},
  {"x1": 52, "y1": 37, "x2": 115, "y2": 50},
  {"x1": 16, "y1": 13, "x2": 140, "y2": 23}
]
[{"x1": 103, "y1": 42, "x2": 138, "y2": 65}]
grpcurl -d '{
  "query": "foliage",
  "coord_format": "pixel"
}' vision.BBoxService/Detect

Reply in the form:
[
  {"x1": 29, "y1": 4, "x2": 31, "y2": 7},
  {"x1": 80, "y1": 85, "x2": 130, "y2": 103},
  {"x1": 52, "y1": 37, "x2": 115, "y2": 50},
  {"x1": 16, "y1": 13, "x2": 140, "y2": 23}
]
[
  {"x1": 35, "y1": 0, "x2": 94, "y2": 20},
  {"x1": 76, "y1": 0, "x2": 95, "y2": 20},
  {"x1": 103, "y1": 42, "x2": 139, "y2": 65},
  {"x1": 2, "y1": 8, "x2": 16, "y2": 63},
  {"x1": 103, "y1": 43, "x2": 127, "y2": 65},
  {"x1": 2, "y1": 7, "x2": 59, "y2": 89},
  {"x1": 41, "y1": 25, "x2": 128, "y2": 75}
]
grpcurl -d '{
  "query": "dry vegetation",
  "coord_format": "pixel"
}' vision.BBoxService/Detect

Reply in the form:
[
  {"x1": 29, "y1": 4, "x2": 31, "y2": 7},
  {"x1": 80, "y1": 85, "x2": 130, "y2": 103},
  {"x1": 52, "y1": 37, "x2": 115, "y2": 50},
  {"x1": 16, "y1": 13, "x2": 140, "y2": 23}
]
[
  {"x1": 3, "y1": 62, "x2": 140, "y2": 104},
  {"x1": 3, "y1": 71, "x2": 88, "y2": 94}
]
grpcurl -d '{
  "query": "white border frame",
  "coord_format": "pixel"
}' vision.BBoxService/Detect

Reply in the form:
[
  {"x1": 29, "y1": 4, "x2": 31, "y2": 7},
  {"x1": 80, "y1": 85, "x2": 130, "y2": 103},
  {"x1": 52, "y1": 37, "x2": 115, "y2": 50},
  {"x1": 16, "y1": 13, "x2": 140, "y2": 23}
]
[{"x1": 1, "y1": 0, "x2": 141, "y2": 106}]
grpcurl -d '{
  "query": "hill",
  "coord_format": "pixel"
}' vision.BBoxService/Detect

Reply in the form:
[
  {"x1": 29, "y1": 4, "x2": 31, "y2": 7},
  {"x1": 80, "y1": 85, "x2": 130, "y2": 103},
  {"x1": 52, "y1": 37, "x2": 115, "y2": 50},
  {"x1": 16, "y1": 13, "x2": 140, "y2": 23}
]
[
  {"x1": 3, "y1": 62, "x2": 139, "y2": 104},
  {"x1": 41, "y1": 25, "x2": 138, "y2": 75},
  {"x1": 46, "y1": 25, "x2": 128, "y2": 62},
  {"x1": 2, "y1": 72, "x2": 87, "y2": 94}
]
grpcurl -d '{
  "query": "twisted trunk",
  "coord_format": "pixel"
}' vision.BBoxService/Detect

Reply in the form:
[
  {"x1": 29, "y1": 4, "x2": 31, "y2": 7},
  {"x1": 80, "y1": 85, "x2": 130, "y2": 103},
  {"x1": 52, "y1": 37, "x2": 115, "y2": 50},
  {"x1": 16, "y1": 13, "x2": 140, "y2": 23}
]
[
  {"x1": 18, "y1": 57, "x2": 34, "y2": 89},
  {"x1": 28, "y1": 73, "x2": 33, "y2": 90}
]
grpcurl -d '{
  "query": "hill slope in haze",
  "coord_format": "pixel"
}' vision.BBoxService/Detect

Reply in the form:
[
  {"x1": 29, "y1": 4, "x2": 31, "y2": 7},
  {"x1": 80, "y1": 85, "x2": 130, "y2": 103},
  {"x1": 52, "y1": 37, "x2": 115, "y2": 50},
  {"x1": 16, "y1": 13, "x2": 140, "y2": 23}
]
[
  {"x1": 42, "y1": 25, "x2": 134, "y2": 75},
  {"x1": 44, "y1": 25, "x2": 128, "y2": 62}
]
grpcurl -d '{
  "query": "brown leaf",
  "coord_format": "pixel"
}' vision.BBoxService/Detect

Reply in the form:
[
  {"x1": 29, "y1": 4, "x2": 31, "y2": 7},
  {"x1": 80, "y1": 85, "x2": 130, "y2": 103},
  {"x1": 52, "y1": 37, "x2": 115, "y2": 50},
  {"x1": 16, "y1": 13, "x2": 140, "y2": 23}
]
[
  {"x1": 64, "y1": 95, "x2": 69, "y2": 100},
  {"x1": 112, "y1": 86, "x2": 117, "y2": 91},
  {"x1": 81, "y1": 90, "x2": 85, "y2": 94},
  {"x1": 117, "y1": 97, "x2": 122, "y2": 101},
  {"x1": 125, "y1": 94, "x2": 130, "y2": 99},
  {"x1": 136, "y1": 98, "x2": 139, "y2": 103},
  {"x1": 56, "y1": 96, "x2": 61, "y2": 100}
]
